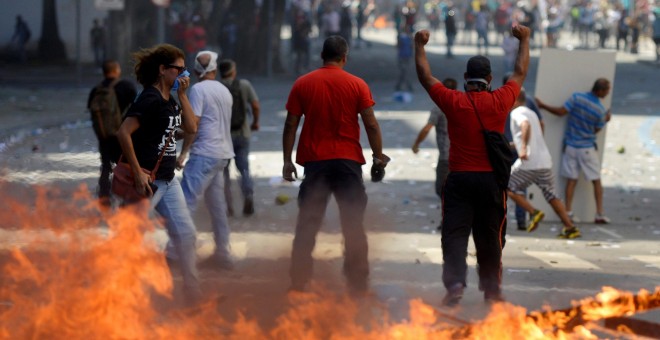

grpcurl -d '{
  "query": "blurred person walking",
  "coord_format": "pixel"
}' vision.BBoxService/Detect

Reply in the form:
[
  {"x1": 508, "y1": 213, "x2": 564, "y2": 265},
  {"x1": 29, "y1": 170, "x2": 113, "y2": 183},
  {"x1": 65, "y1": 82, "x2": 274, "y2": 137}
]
[
  {"x1": 282, "y1": 36, "x2": 389, "y2": 295},
  {"x1": 219, "y1": 59, "x2": 261, "y2": 217},
  {"x1": 116, "y1": 44, "x2": 202, "y2": 305},
  {"x1": 536, "y1": 78, "x2": 612, "y2": 227},
  {"x1": 87, "y1": 60, "x2": 137, "y2": 207},
  {"x1": 411, "y1": 78, "x2": 458, "y2": 200},
  {"x1": 176, "y1": 51, "x2": 236, "y2": 271},
  {"x1": 415, "y1": 25, "x2": 531, "y2": 305},
  {"x1": 90, "y1": 19, "x2": 106, "y2": 67},
  {"x1": 10, "y1": 15, "x2": 31, "y2": 63}
]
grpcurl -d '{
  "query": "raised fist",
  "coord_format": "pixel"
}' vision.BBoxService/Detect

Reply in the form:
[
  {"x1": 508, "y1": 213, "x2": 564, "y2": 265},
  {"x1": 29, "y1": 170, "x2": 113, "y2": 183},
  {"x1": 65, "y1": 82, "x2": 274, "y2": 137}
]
[
  {"x1": 511, "y1": 24, "x2": 531, "y2": 41},
  {"x1": 414, "y1": 30, "x2": 431, "y2": 46}
]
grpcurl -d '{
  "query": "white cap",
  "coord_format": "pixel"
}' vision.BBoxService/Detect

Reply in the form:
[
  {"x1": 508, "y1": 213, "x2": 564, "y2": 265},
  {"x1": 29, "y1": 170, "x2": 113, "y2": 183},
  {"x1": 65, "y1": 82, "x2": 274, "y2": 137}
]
[{"x1": 194, "y1": 51, "x2": 218, "y2": 78}]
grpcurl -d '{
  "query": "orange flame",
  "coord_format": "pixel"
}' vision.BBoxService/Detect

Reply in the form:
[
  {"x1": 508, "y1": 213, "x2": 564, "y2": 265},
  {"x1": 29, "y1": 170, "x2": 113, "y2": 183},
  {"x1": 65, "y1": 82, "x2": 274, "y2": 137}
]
[{"x1": 0, "y1": 184, "x2": 658, "y2": 339}]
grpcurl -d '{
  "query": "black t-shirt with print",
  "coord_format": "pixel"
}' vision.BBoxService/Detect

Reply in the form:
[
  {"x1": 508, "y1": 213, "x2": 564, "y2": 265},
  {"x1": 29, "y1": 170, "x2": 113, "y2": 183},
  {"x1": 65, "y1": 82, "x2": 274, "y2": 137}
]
[{"x1": 125, "y1": 86, "x2": 180, "y2": 181}]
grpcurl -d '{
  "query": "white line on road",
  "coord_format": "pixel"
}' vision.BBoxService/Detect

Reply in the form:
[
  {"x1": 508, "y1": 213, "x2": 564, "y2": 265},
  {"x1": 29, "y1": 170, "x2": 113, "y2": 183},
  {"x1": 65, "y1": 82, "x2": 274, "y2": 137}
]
[
  {"x1": 595, "y1": 227, "x2": 623, "y2": 239},
  {"x1": 631, "y1": 255, "x2": 660, "y2": 269},
  {"x1": 523, "y1": 251, "x2": 601, "y2": 270}
]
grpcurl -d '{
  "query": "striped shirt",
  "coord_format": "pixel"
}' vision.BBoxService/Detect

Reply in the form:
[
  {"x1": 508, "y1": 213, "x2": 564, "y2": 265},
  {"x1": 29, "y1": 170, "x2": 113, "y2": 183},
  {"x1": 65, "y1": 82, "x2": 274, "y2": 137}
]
[{"x1": 563, "y1": 92, "x2": 607, "y2": 148}]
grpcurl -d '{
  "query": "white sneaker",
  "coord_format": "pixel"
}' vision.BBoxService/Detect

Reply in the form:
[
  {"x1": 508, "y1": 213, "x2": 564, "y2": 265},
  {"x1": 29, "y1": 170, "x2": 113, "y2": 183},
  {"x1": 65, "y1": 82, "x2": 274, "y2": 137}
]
[{"x1": 567, "y1": 211, "x2": 581, "y2": 223}]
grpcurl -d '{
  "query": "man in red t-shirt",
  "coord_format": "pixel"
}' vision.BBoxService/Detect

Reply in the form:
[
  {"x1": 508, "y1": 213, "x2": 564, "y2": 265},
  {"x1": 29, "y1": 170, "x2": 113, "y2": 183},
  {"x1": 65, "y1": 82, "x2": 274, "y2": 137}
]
[
  {"x1": 282, "y1": 36, "x2": 389, "y2": 295},
  {"x1": 415, "y1": 25, "x2": 530, "y2": 306}
]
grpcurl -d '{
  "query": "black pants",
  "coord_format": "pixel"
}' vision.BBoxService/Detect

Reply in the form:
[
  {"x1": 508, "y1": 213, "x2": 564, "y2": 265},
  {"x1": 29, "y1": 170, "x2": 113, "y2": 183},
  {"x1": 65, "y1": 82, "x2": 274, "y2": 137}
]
[
  {"x1": 98, "y1": 136, "x2": 121, "y2": 198},
  {"x1": 290, "y1": 159, "x2": 368, "y2": 287},
  {"x1": 441, "y1": 172, "x2": 507, "y2": 295}
]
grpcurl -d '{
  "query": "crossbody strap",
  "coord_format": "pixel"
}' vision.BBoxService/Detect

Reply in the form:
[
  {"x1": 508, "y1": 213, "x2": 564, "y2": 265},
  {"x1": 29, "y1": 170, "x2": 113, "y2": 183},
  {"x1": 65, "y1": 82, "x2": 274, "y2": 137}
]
[
  {"x1": 118, "y1": 128, "x2": 175, "y2": 181},
  {"x1": 466, "y1": 92, "x2": 486, "y2": 131}
]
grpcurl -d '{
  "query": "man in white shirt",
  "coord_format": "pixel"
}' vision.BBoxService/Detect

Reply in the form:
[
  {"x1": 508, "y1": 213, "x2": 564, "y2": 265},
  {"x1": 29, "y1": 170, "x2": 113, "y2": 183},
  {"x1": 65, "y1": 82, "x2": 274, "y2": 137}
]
[
  {"x1": 507, "y1": 89, "x2": 579, "y2": 238},
  {"x1": 177, "y1": 50, "x2": 237, "y2": 269}
]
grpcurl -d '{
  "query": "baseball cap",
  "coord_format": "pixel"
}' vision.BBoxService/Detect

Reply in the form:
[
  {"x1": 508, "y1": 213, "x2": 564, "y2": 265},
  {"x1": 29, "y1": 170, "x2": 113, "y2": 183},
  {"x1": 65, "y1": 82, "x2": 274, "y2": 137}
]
[{"x1": 466, "y1": 56, "x2": 491, "y2": 84}]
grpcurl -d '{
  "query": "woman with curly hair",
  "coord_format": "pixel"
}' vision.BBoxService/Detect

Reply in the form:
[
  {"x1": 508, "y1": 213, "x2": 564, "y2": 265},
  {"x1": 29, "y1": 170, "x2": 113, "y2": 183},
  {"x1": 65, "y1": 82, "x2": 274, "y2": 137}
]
[{"x1": 116, "y1": 43, "x2": 201, "y2": 304}]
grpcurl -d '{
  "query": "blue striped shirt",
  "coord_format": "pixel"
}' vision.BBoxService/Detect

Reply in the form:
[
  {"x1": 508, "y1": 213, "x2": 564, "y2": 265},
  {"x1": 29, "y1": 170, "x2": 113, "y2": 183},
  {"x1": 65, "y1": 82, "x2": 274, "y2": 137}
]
[{"x1": 563, "y1": 92, "x2": 607, "y2": 148}]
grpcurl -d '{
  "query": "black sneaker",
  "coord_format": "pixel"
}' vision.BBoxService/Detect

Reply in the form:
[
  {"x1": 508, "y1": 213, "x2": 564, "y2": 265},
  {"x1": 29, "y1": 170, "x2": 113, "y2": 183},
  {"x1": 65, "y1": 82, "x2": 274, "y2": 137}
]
[
  {"x1": 441, "y1": 283, "x2": 464, "y2": 307},
  {"x1": 198, "y1": 256, "x2": 234, "y2": 271},
  {"x1": 243, "y1": 197, "x2": 254, "y2": 216}
]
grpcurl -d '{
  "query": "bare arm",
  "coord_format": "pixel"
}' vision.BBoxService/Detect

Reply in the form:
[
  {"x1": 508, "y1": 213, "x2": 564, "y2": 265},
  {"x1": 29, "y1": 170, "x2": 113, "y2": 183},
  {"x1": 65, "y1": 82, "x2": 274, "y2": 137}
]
[
  {"x1": 412, "y1": 124, "x2": 433, "y2": 153},
  {"x1": 506, "y1": 25, "x2": 531, "y2": 88},
  {"x1": 414, "y1": 30, "x2": 440, "y2": 93},
  {"x1": 282, "y1": 112, "x2": 301, "y2": 181},
  {"x1": 518, "y1": 120, "x2": 530, "y2": 160},
  {"x1": 535, "y1": 97, "x2": 569, "y2": 116},
  {"x1": 360, "y1": 106, "x2": 386, "y2": 162},
  {"x1": 250, "y1": 100, "x2": 261, "y2": 131},
  {"x1": 116, "y1": 117, "x2": 154, "y2": 197}
]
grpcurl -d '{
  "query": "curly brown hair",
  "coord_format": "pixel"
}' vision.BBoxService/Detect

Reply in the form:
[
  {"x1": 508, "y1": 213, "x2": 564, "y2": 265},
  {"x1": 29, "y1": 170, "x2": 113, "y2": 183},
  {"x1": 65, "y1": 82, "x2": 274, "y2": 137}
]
[{"x1": 132, "y1": 44, "x2": 185, "y2": 87}]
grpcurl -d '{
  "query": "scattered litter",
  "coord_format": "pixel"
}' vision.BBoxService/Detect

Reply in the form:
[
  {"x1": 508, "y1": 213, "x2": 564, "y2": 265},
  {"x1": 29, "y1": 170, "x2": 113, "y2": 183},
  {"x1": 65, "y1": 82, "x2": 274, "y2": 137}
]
[
  {"x1": 587, "y1": 242, "x2": 601, "y2": 247},
  {"x1": 507, "y1": 269, "x2": 530, "y2": 273},
  {"x1": 617, "y1": 146, "x2": 625, "y2": 154}
]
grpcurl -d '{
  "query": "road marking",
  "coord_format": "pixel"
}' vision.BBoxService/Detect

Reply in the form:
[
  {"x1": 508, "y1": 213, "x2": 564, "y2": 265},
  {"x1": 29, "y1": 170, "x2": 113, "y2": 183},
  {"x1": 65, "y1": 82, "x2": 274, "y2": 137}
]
[
  {"x1": 595, "y1": 227, "x2": 623, "y2": 239},
  {"x1": 631, "y1": 255, "x2": 660, "y2": 269},
  {"x1": 523, "y1": 251, "x2": 601, "y2": 270}
]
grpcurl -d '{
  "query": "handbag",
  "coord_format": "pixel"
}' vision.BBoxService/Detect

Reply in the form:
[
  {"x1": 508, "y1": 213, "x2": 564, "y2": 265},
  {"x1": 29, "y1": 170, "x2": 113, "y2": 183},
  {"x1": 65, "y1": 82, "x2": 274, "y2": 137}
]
[
  {"x1": 111, "y1": 130, "x2": 174, "y2": 203},
  {"x1": 467, "y1": 93, "x2": 514, "y2": 190}
]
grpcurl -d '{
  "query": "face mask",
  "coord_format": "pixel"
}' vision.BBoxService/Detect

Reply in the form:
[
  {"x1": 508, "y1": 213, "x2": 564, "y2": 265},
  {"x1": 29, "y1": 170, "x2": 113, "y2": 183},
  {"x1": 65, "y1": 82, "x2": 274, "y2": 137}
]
[{"x1": 171, "y1": 69, "x2": 190, "y2": 92}]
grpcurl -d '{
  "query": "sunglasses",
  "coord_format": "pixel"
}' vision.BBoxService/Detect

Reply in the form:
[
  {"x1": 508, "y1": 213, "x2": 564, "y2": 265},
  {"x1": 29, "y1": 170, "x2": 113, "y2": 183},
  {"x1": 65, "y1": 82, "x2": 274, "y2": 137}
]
[{"x1": 165, "y1": 64, "x2": 187, "y2": 74}]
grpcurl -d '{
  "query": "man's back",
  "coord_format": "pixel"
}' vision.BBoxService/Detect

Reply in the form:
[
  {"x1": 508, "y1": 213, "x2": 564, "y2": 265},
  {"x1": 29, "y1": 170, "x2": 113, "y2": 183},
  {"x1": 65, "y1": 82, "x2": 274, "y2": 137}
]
[
  {"x1": 510, "y1": 105, "x2": 552, "y2": 170},
  {"x1": 286, "y1": 65, "x2": 374, "y2": 165},
  {"x1": 564, "y1": 91, "x2": 606, "y2": 148},
  {"x1": 188, "y1": 80, "x2": 234, "y2": 159}
]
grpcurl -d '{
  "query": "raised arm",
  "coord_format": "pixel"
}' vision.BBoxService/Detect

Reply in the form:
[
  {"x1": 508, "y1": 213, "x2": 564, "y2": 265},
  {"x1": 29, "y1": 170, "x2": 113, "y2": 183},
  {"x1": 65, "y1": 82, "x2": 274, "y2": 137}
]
[
  {"x1": 506, "y1": 24, "x2": 531, "y2": 88},
  {"x1": 414, "y1": 30, "x2": 440, "y2": 92}
]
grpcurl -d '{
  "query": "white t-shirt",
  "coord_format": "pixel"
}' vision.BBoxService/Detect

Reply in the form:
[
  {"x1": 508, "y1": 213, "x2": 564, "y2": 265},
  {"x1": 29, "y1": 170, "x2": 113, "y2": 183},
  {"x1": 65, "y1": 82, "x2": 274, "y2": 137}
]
[
  {"x1": 510, "y1": 105, "x2": 552, "y2": 170},
  {"x1": 188, "y1": 79, "x2": 235, "y2": 159}
]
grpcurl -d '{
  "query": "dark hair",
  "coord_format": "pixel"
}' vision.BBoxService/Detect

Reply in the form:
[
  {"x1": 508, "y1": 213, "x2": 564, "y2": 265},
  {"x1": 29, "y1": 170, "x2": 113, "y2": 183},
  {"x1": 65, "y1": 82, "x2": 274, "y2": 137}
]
[
  {"x1": 591, "y1": 78, "x2": 610, "y2": 92},
  {"x1": 321, "y1": 36, "x2": 348, "y2": 62},
  {"x1": 132, "y1": 44, "x2": 185, "y2": 86},
  {"x1": 102, "y1": 60, "x2": 119, "y2": 76},
  {"x1": 466, "y1": 55, "x2": 491, "y2": 79},
  {"x1": 218, "y1": 59, "x2": 236, "y2": 78},
  {"x1": 442, "y1": 77, "x2": 458, "y2": 90}
]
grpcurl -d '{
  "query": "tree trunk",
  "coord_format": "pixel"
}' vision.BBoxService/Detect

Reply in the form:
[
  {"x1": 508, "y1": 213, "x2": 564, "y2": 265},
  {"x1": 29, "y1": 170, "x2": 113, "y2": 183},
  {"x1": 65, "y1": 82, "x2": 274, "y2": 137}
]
[{"x1": 39, "y1": 0, "x2": 67, "y2": 62}]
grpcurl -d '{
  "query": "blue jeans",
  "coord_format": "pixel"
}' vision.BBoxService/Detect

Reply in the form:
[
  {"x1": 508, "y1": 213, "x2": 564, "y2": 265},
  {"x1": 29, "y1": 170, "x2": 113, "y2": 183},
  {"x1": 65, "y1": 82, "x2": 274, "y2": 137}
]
[
  {"x1": 181, "y1": 154, "x2": 232, "y2": 260},
  {"x1": 150, "y1": 177, "x2": 201, "y2": 300},
  {"x1": 224, "y1": 135, "x2": 254, "y2": 205}
]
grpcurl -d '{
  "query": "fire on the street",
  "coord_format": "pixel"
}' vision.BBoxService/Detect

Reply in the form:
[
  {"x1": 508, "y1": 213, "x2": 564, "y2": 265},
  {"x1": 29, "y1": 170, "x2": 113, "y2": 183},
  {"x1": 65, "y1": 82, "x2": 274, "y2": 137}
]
[{"x1": 0, "y1": 184, "x2": 658, "y2": 339}]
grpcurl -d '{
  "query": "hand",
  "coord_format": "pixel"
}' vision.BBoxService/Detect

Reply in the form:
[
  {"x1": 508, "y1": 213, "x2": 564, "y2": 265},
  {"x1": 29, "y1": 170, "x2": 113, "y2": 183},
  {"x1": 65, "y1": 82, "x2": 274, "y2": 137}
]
[
  {"x1": 511, "y1": 24, "x2": 531, "y2": 41},
  {"x1": 176, "y1": 154, "x2": 187, "y2": 170},
  {"x1": 370, "y1": 154, "x2": 390, "y2": 183},
  {"x1": 414, "y1": 30, "x2": 430, "y2": 46},
  {"x1": 534, "y1": 97, "x2": 545, "y2": 109},
  {"x1": 177, "y1": 76, "x2": 191, "y2": 93},
  {"x1": 519, "y1": 146, "x2": 529, "y2": 160},
  {"x1": 282, "y1": 161, "x2": 298, "y2": 182},
  {"x1": 605, "y1": 109, "x2": 611, "y2": 122},
  {"x1": 250, "y1": 121, "x2": 260, "y2": 131},
  {"x1": 135, "y1": 170, "x2": 154, "y2": 197},
  {"x1": 412, "y1": 144, "x2": 420, "y2": 154}
]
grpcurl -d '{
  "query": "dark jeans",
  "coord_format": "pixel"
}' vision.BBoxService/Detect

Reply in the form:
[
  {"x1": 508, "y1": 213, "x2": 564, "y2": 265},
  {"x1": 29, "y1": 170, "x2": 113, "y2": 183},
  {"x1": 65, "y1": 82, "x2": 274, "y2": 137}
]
[
  {"x1": 97, "y1": 136, "x2": 121, "y2": 198},
  {"x1": 441, "y1": 172, "x2": 507, "y2": 295},
  {"x1": 290, "y1": 159, "x2": 369, "y2": 288}
]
